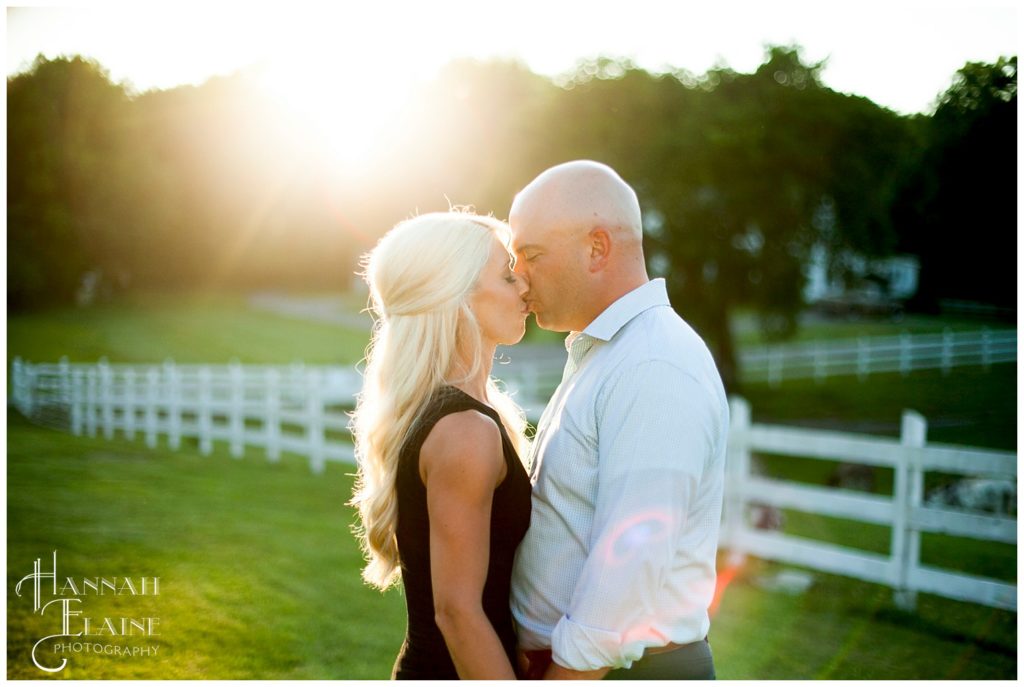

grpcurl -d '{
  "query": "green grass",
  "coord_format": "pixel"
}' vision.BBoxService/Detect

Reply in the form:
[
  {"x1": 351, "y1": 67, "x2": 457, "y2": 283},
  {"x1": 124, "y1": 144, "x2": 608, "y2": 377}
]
[
  {"x1": 7, "y1": 412, "x2": 1015, "y2": 679},
  {"x1": 740, "y1": 363, "x2": 1016, "y2": 450},
  {"x1": 7, "y1": 291, "x2": 370, "y2": 366},
  {"x1": 733, "y1": 311, "x2": 1014, "y2": 347},
  {"x1": 6, "y1": 410, "x2": 407, "y2": 679},
  {"x1": 7, "y1": 293, "x2": 1017, "y2": 678},
  {"x1": 712, "y1": 556, "x2": 1016, "y2": 679}
]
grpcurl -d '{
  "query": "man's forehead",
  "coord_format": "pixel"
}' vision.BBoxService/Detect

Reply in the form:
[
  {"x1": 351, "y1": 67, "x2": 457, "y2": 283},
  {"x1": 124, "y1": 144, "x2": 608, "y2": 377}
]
[
  {"x1": 510, "y1": 238, "x2": 543, "y2": 254},
  {"x1": 509, "y1": 214, "x2": 552, "y2": 249}
]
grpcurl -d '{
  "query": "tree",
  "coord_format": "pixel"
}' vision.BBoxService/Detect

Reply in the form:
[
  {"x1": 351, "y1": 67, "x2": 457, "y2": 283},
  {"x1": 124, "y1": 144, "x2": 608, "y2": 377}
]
[
  {"x1": 8, "y1": 55, "x2": 132, "y2": 308},
  {"x1": 537, "y1": 47, "x2": 914, "y2": 389},
  {"x1": 896, "y1": 57, "x2": 1017, "y2": 313}
]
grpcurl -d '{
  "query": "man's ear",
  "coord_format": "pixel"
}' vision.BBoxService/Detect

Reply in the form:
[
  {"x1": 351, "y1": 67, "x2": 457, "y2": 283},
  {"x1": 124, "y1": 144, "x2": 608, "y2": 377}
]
[{"x1": 588, "y1": 228, "x2": 611, "y2": 272}]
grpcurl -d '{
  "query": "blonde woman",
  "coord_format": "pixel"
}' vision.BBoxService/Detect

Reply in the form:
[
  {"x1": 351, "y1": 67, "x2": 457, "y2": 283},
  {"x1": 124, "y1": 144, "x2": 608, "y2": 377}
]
[{"x1": 350, "y1": 211, "x2": 532, "y2": 679}]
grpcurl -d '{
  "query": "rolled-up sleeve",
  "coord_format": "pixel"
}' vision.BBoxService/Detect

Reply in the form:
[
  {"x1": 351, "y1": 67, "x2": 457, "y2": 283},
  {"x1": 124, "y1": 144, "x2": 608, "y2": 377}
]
[{"x1": 549, "y1": 360, "x2": 717, "y2": 671}]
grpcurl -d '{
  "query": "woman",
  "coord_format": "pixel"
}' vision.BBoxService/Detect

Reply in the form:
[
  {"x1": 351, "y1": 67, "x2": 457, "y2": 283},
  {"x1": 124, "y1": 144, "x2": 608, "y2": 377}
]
[{"x1": 349, "y1": 211, "x2": 532, "y2": 679}]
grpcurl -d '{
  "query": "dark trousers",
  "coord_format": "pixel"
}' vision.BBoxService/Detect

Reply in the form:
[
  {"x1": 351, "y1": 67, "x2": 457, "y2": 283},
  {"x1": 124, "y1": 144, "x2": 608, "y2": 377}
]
[{"x1": 605, "y1": 637, "x2": 715, "y2": 680}]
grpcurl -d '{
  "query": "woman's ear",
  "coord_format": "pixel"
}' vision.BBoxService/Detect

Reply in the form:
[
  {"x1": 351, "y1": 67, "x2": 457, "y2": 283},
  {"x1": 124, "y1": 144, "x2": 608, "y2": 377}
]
[{"x1": 588, "y1": 228, "x2": 611, "y2": 272}]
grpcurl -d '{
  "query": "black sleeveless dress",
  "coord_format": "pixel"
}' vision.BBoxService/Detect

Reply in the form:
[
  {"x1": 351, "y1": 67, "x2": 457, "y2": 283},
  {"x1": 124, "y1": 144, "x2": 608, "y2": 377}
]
[{"x1": 392, "y1": 386, "x2": 532, "y2": 680}]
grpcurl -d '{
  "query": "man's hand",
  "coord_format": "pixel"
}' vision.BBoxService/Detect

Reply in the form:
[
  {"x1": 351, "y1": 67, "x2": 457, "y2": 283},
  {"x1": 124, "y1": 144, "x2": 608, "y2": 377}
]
[
  {"x1": 518, "y1": 648, "x2": 553, "y2": 680},
  {"x1": 543, "y1": 661, "x2": 611, "y2": 680}
]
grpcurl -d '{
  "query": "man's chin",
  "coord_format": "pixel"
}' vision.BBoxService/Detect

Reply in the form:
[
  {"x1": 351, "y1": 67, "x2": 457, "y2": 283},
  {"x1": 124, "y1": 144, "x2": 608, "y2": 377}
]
[{"x1": 533, "y1": 313, "x2": 566, "y2": 333}]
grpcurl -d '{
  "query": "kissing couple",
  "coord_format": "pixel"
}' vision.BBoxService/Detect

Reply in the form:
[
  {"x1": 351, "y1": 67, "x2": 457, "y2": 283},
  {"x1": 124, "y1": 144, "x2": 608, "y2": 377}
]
[{"x1": 350, "y1": 160, "x2": 729, "y2": 680}]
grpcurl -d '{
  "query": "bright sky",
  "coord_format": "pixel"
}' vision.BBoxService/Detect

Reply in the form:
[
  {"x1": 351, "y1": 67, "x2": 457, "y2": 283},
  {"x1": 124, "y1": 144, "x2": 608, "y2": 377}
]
[{"x1": 6, "y1": 1, "x2": 1019, "y2": 116}]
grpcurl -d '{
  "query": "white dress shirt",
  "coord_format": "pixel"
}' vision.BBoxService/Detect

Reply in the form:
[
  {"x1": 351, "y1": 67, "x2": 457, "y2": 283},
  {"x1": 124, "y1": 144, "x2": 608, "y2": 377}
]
[{"x1": 510, "y1": 278, "x2": 729, "y2": 671}]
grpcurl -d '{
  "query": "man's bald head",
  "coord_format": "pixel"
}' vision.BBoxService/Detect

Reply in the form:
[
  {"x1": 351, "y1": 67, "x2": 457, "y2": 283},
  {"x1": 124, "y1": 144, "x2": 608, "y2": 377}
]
[
  {"x1": 510, "y1": 160, "x2": 642, "y2": 240},
  {"x1": 508, "y1": 160, "x2": 649, "y2": 333}
]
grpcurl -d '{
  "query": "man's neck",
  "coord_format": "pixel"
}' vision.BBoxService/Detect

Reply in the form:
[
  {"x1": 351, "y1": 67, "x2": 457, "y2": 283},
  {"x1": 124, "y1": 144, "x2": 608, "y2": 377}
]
[{"x1": 576, "y1": 275, "x2": 649, "y2": 332}]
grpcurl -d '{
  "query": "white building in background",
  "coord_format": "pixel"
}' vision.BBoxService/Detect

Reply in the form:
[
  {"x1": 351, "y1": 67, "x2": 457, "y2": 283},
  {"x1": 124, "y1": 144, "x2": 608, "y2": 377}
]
[{"x1": 803, "y1": 243, "x2": 920, "y2": 306}]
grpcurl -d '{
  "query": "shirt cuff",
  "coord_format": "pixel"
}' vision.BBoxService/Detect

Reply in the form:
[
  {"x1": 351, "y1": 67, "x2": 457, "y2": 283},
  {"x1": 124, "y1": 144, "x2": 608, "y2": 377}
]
[
  {"x1": 550, "y1": 615, "x2": 643, "y2": 671},
  {"x1": 512, "y1": 607, "x2": 552, "y2": 651}
]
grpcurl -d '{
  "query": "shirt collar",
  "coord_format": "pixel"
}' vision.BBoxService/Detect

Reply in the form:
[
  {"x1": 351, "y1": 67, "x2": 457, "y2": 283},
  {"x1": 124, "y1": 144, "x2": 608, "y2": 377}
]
[{"x1": 564, "y1": 279, "x2": 670, "y2": 348}]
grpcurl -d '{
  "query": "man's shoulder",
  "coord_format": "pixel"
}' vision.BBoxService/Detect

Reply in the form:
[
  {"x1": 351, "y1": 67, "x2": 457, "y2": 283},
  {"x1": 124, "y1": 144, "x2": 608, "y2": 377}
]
[
  {"x1": 613, "y1": 304, "x2": 711, "y2": 365},
  {"x1": 603, "y1": 306, "x2": 727, "y2": 408}
]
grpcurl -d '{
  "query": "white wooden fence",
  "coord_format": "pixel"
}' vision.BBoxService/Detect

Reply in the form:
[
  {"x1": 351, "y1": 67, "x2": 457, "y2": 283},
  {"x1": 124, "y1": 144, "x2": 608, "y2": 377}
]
[
  {"x1": 10, "y1": 357, "x2": 360, "y2": 473},
  {"x1": 740, "y1": 328, "x2": 1016, "y2": 386},
  {"x1": 722, "y1": 397, "x2": 1016, "y2": 612},
  {"x1": 9, "y1": 357, "x2": 1016, "y2": 611}
]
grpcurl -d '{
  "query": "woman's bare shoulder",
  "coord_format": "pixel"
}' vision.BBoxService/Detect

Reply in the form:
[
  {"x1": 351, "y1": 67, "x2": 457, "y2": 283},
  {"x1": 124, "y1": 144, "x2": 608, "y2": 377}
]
[{"x1": 419, "y1": 409, "x2": 504, "y2": 485}]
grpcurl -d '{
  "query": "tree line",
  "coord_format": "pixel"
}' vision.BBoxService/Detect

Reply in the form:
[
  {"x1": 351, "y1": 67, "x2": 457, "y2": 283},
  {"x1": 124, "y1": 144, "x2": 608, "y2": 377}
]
[{"x1": 7, "y1": 47, "x2": 1016, "y2": 387}]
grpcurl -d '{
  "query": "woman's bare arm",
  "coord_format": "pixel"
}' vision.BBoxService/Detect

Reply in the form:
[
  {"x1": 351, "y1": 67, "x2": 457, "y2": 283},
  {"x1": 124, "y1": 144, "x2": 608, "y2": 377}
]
[{"x1": 421, "y1": 409, "x2": 516, "y2": 680}]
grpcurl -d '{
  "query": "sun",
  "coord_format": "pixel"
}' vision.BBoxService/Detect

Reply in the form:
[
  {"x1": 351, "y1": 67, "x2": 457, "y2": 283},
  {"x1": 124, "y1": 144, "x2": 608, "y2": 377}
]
[{"x1": 251, "y1": 57, "x2": 410, "y2": 176}]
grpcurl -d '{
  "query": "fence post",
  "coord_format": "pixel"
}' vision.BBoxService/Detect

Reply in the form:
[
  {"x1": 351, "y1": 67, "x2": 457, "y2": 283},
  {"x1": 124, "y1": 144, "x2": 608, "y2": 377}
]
[
  {"x1": 122, "y1": 368, "x2": 136, "y2": 440},
  {"x1": 58, "y1": 356, "x2": 71, "y2": 408},
  {"x1": 86, "y1": 366, "x2": 98, "y2": 437},
  {"x1": 58, "y1": 357, "x2": 72, "y2": 431},
  {"x1": 941, "y1": 328, "x2": 953, "y2": 375},
  {"x1": 16, "y1": 358, "x2": 36, "y2": 416},
  {"x1": 229, "y1": 360, "x2": 244, "y2": 459},
  {"x1": 307, "y1": 367, "x2": 325, "y2": 474},
  {"x1": 266, "y1": 368, "x2": 281, "y2": 462},
  {"x1": 198, "y1": 366, "x2": 213, "y2": 456},
  {"x1": 164, "y1": 360, "x2": 181, "y2": 450},
  {"x1": 893, "y1": 410, "x2": 927, "y2": 611},
  {"x1": 70, "y1": 368, "x2": 84, "y2": 436},
  {"x1": 981, "y1": 328, "x2": 992, "y2": 371},
  {"x1": 145, "y1": 368, "x2": 158, "y2": 448},
  {"x1": 724, "y1": 396, "x2": 752, "y2": 566},
  {"x1": 11, "y1": 358, "x2": 23, "y2": 412},
  {"x1": 900, "y1": 332, "x2": 911, "y2": 377},
  {"x1": 99, "y1": 358, "x2": 114, "y2": 439}
]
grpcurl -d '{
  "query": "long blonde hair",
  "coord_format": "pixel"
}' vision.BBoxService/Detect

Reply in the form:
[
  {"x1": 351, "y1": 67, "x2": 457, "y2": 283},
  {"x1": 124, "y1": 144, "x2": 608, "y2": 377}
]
[{"x1": 349, "y1": 211, "x2": 530, "y2": 590}]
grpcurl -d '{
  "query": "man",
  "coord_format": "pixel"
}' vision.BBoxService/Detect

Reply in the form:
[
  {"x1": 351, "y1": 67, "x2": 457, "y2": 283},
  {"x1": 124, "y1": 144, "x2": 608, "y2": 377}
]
[{"x1": 508, "y1": 160, "x2": 729, "y2": 680}]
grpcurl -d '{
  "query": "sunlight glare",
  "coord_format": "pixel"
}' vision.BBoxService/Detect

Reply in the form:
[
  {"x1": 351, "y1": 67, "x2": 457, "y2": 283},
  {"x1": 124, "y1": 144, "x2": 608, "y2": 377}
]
[{"x1": 253, "y1": 56, "x2": 410, "y2": 176}]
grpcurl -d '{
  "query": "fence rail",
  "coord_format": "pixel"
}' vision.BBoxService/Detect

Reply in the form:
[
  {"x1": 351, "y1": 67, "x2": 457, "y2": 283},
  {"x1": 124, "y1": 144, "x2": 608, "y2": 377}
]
[
  {"x1": 739, "y1": 328, "x2": 1016, "y2": 385},
  {"x1": 721, "y1": 397, "x2": 1016, "y2": 612},
  {"x1": 9, "y1": 357, "x2": 1017, "y2": 611},
  {"x1": 11, "y1": 358, "x2": 360, "y2": 473}
]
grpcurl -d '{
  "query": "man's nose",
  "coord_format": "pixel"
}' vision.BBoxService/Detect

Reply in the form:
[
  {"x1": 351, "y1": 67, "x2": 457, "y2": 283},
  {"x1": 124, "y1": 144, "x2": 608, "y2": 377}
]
[
  {"x1": 512, "y1": 257, "x2": 527, "y2": 276},
  {"x1": 516, "y1": 274, "x2": 530, "y2": 298}
]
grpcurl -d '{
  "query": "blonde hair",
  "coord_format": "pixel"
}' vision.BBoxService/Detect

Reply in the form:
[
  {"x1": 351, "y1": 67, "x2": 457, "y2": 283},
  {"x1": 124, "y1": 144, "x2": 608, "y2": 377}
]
[{"x1": 349, "y1": 211, "x2": 530, "y2": 590}]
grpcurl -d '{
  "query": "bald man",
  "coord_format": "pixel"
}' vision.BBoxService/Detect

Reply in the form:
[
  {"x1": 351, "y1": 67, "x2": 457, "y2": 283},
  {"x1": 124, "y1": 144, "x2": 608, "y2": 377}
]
[{"x1": 508, "y1": 161, "x2": 728, "y2": 680}]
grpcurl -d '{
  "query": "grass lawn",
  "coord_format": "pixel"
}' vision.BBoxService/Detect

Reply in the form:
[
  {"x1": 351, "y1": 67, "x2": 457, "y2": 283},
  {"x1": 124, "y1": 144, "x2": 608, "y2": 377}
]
[
  {"x1": 6, "y1": 410, "x2": 406, "y2": 680},
  {"x1": 7, "y1": 411, "x2": 1016, "y2": 679},
  {"x1": 712, "y1": 556, "x2": 1016, "y2": 680},
  {"x1": 732, "y1": 310, "x2": 1014, "y2": 347},
  {"x1": 7, "y1": 291, "x2": 370, "y2": 366},
  {"x1": 7, "y1": 292, "x2": 1017, "y2": 679},
  {"x1": 740, "y1": 363, "x2": 1017, "y2": 451}
]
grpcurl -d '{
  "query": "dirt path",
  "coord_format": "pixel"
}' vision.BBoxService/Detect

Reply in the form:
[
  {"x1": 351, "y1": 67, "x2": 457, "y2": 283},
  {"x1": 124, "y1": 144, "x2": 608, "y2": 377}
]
[{"x1": 247, "y1": 292, "x2": 373, "y2": 329}]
